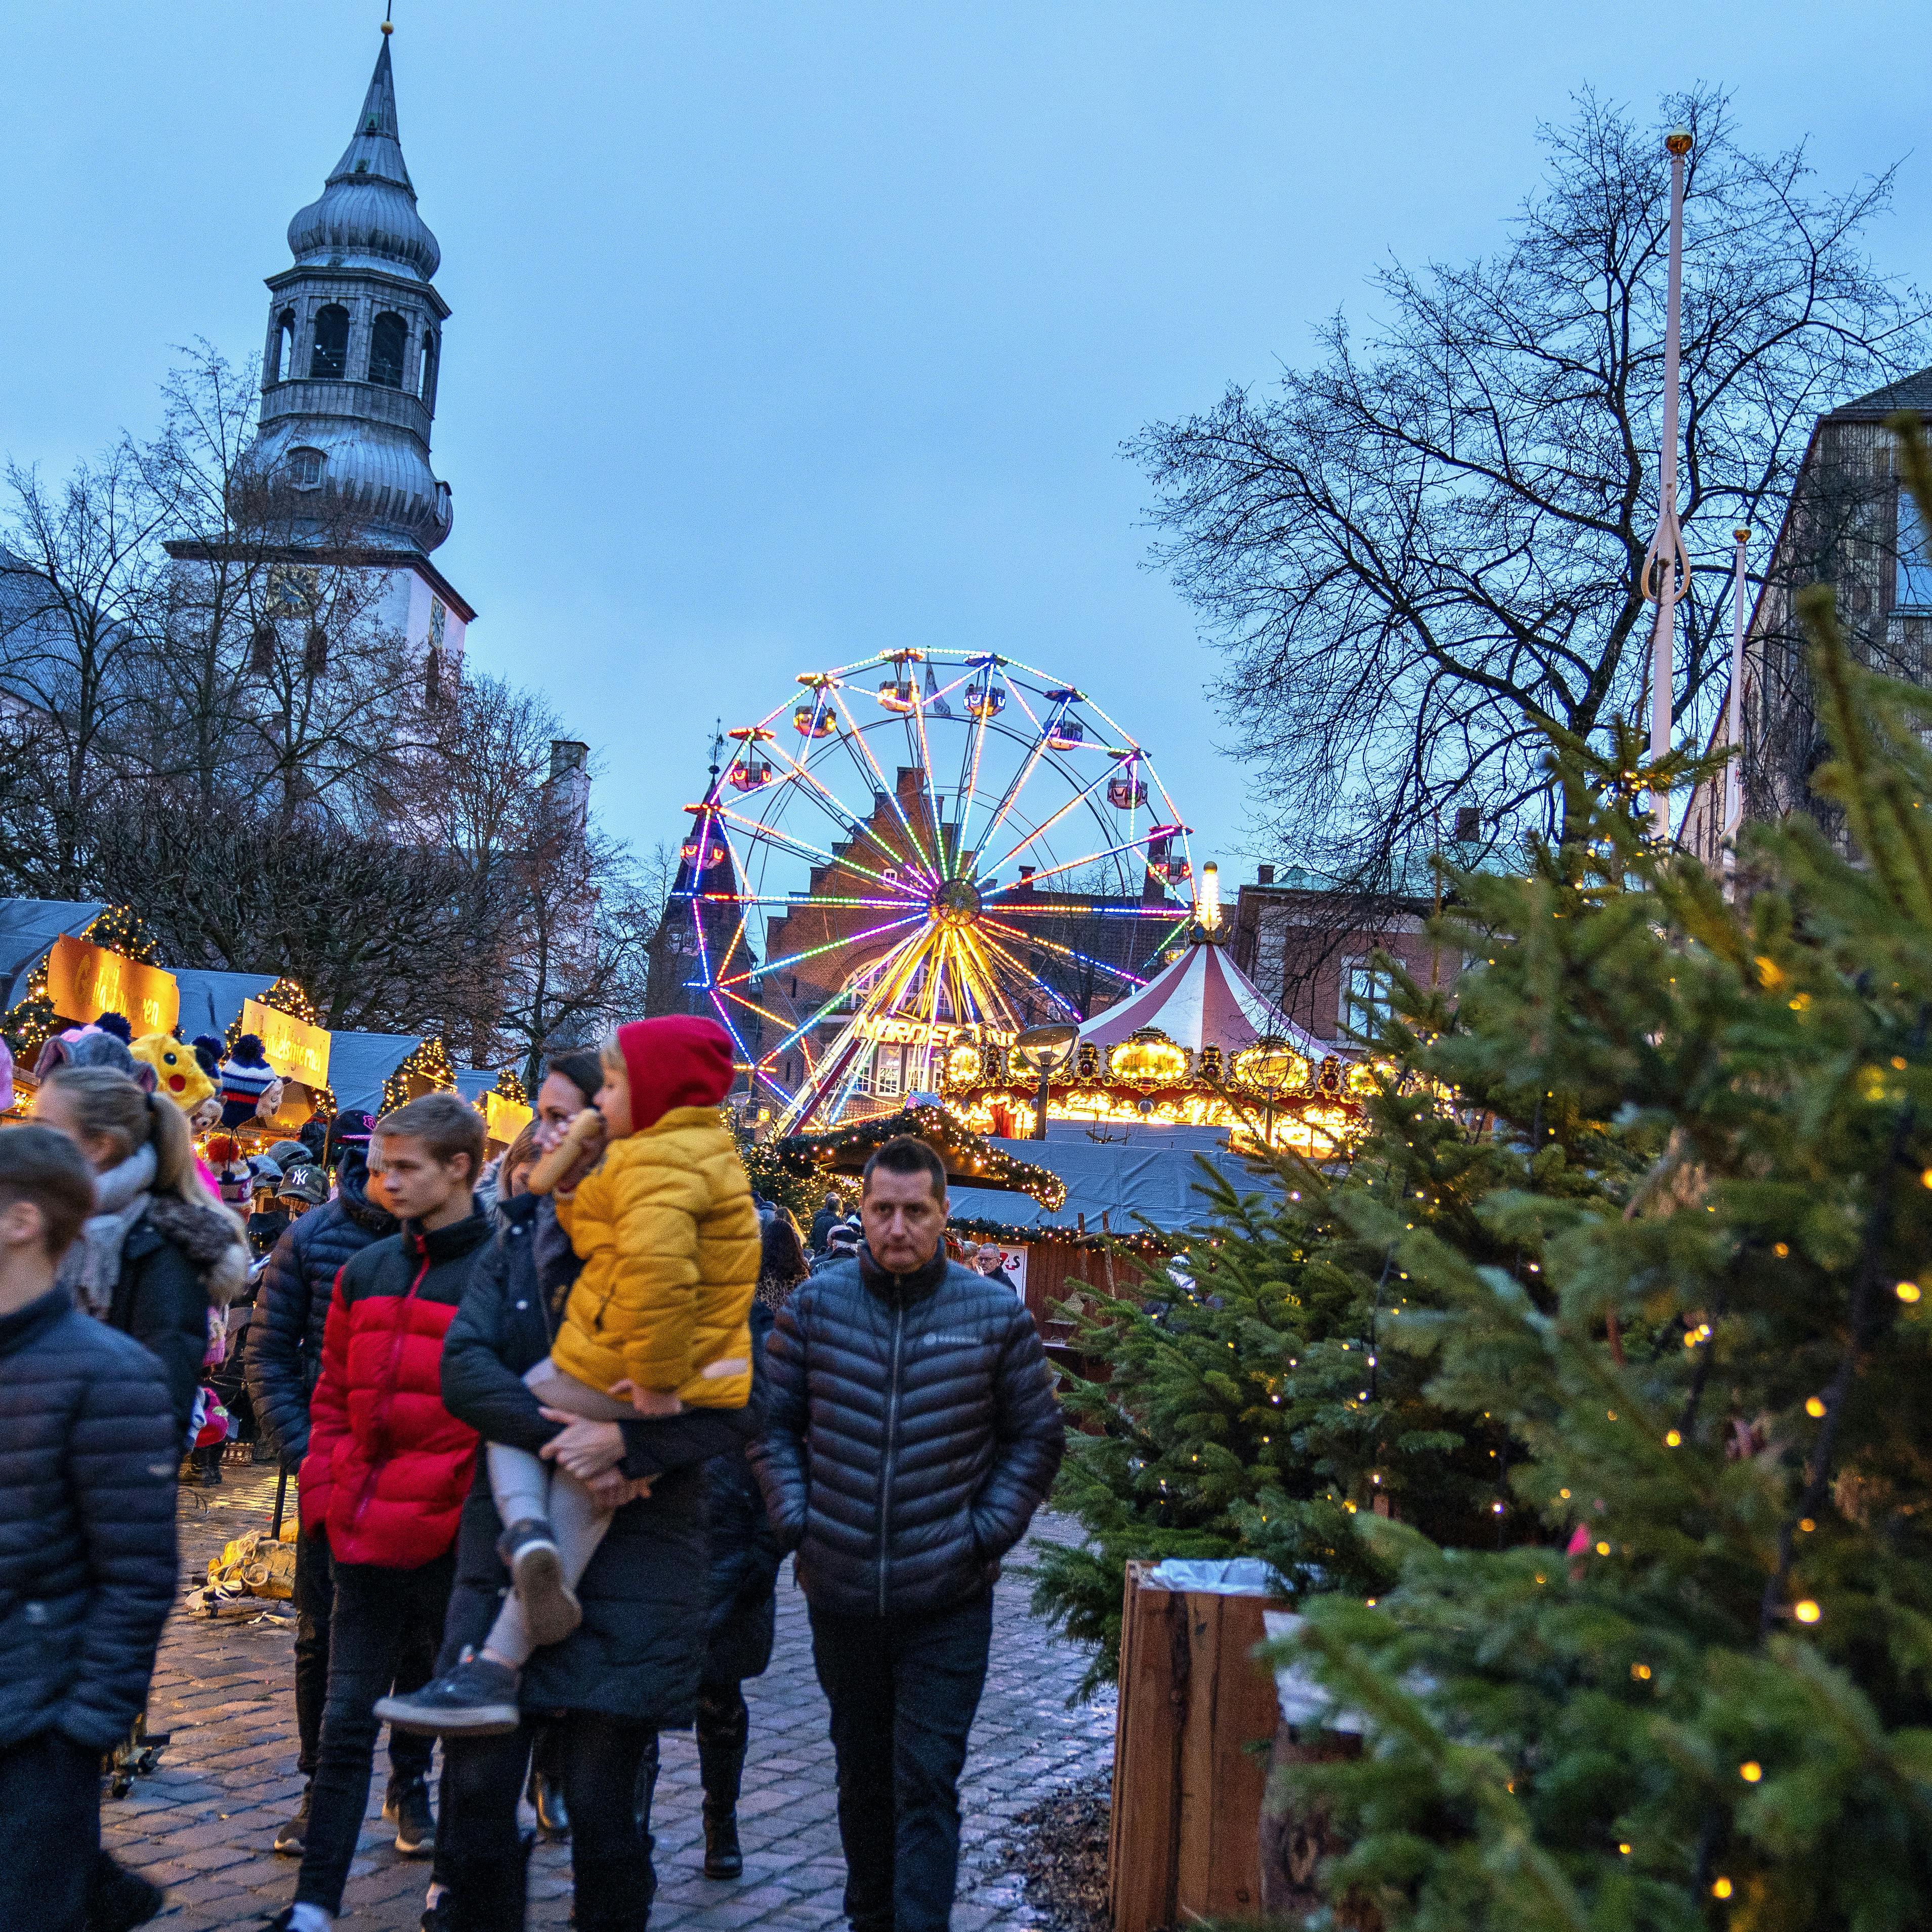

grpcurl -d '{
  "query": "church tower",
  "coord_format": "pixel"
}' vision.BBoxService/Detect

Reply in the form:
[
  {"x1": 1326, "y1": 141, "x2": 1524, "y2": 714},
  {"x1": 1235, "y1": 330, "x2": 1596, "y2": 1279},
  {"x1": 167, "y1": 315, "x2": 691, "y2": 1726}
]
[{"x1": 247, "y1": 24, "x2": 472, "y2": 659}]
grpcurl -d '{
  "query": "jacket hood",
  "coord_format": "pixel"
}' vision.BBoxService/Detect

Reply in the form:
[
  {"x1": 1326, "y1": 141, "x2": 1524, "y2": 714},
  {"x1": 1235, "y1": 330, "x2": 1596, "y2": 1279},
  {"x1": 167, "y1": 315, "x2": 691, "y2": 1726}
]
[
  {"x1": 616, "y1": 1017, "x2": 734, "y2": 1132},
  {"x1": 335, "y1": 1152, "x2": 398, "y2": 1238}
]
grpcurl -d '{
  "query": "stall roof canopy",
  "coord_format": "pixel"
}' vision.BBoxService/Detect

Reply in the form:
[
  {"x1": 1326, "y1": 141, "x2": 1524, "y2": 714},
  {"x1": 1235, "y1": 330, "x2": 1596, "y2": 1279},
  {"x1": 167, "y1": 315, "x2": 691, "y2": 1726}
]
[
  {"x1": 328, "y1": 1032, "x2": 426, "y2": 1115},
  {"x1": 171, "y1": 971, "x2": 276, "y2": 1042},
  {"x1": 0, "y1": 899, "x2": 108, "y2": 1011},
  {"x1": 946, "y1": 1124, "x2": 1274, "y2": 1235},
  {"x1": 1077, "y1": 936, "x2": 1323, "y2": 1058}
]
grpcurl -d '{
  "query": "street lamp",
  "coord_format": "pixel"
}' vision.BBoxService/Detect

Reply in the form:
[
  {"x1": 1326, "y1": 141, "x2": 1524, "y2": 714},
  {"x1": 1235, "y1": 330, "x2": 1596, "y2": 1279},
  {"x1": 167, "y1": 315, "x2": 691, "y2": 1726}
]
[
  {"x1": 1644, "y1": 125, "x2": 1694, "y2": 842},
  {"x1": 1011, "y1": 1023, "x2": 1078, "y2": 1141}
]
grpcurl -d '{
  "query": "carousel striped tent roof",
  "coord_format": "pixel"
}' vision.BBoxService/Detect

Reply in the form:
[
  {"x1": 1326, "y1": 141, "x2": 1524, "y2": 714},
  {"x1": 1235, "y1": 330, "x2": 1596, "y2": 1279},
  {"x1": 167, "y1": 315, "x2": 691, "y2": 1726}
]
[{"x1": 1076, "y1": 937, "x2": 1323, "y2": 1058}]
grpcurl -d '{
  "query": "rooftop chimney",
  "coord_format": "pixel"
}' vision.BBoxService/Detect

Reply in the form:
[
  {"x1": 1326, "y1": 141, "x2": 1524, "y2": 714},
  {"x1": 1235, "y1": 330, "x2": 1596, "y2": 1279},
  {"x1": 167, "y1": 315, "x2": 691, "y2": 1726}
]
[{"x1": 1257, "y1": 864, "x2": 1275, "y2": 886}]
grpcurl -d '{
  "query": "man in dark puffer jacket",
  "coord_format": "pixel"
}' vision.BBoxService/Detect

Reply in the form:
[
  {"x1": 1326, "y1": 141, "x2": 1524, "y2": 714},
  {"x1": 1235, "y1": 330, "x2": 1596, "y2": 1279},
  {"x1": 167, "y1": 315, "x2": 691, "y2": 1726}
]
[
  {"x1": 751, "y1": 1136, "x2": 1064, "y2": 1932},
  {"x1": 243, "y1": 1140, "x2": 434, "y2": 1860},
  {"x1": 0, "y1": 1125, "x2": 178, "y2": 1932}
]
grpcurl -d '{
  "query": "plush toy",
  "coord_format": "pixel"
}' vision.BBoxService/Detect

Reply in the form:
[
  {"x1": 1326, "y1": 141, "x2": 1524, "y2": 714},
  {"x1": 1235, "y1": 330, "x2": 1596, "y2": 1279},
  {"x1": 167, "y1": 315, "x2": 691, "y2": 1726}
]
[
  {"x1": 35, "y1": 1025, "x2": 155, "y2": 1093},
  {"x1": 218, "y1": 1034, "x2": 278, "y2": 1129},
  {"x1": 93, "y1": 1011, "x2": 133, "y2": 1044},
  {"x1": 132, "y1": 1032, "x2": 217, "y2": 1112}
]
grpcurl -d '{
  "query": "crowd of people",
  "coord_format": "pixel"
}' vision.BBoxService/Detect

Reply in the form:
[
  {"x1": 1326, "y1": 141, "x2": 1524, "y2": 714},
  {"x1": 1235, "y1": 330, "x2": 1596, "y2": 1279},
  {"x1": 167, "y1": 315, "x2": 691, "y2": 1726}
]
[{"x1": 0, "y1": 1014, "x2": 1066, "y2": 1932}]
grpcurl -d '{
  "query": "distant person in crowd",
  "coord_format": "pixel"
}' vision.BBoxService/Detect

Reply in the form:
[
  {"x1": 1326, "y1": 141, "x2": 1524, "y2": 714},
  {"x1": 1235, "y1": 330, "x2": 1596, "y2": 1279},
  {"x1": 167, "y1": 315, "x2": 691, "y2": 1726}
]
[
  {"x1": 265, "y1": 1094, "x2": 491, "y2": 1932},
  {"x1": 0, "y1": 1126, "x2": 178, "y2": 1932},
  {"x1": 277, "y1": 1165, "x2": 327, "y2": 1219},
  {"x1": 383, "y1": 1032, "x2": 761, "y2": 1930},
  {"x1": 813, "y1": 1219, "x2": 861, "y2": 1273},
  {"x1": 35, "y1": 1065, "x2": 248, "y2": 1447},
  {"x1": 755, "y1": 1211, "x2": 811, "y2": 1314},
  {"x1": 971, "y1": 1242, "x2": 1008, "y2": 1280},
  {"x1": 248, "y1": 1159, "x2": 291, "y2": 1258},
  {"x1": 807, "y1": 1191, "x2": 842, "y2": 1255},
  {"x1": 752, "y1": 1136, "x2": 1065, "y2": 1932},
  {"x1": 245, "y1": 1122, "x2": 425, "y2": 1865}
]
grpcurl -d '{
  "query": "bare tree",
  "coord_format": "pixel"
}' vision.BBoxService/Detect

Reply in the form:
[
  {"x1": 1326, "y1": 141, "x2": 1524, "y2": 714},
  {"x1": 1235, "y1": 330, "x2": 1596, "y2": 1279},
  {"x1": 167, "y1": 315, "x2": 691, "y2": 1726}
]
[{"x1": 1135, "y1": 88, "x2": 1928, "y2": 879}]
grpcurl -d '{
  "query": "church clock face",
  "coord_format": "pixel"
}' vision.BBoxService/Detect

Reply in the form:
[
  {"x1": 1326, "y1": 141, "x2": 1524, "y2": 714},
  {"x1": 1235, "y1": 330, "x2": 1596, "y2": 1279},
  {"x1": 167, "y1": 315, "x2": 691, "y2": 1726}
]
[{"x1": 429, "y1": 598, "x2": 446, "y2": 649}]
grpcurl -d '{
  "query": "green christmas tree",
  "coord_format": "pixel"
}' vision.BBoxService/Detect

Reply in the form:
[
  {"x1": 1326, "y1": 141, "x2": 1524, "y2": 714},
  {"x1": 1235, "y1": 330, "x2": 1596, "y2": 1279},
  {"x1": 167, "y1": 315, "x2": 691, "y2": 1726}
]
[
  {"x1": 1275, "y1": 420, "x2": 1932, "y2": 1930},
  {"x1": 1032, "y1": 953, "x2": 1626, "y2": 1695}
]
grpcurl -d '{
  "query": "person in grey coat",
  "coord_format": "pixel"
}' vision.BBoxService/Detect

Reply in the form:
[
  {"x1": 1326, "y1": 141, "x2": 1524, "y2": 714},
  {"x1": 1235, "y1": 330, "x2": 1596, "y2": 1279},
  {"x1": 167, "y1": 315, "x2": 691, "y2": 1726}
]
[
  {"x1": 751, "y1": 1136, "x2": 1065, "y2": 1932},
  {"x1": 0, "y1": 1125, "x2": 178, "y2": 1932}
]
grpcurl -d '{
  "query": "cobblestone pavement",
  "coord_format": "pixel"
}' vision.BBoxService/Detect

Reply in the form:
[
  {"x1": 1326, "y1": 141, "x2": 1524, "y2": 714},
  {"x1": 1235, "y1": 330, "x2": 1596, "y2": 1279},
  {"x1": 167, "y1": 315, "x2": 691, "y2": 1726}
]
[{"x1": 105, "y1": 1465, "x2": 1114, "y2": 1930}]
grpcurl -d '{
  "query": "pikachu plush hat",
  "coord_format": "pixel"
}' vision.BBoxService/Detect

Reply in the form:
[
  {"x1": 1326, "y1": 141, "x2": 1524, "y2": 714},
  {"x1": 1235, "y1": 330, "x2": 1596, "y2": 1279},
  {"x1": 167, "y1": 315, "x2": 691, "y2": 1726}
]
[{"x1": 132, "y1": 1032, "x2": 218, "y2": 1112}]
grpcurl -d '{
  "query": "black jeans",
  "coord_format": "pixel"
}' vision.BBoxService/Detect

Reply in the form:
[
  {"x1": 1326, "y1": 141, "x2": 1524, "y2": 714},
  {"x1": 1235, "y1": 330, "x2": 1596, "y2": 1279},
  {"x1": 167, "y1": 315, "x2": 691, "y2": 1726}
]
[
  {"x1": 293, "y1": 1522, "x2": 434, "y2": 1786},
  {"x1": 296, "y1": 1553, "x2": 455, "y2": 1914},
  {"x1": 810, "y1": 1591, "x2": 994, "y2": 1932},
  {"x1": 445, "y1": 1713, "x2": 658, "y2": 1932},
  {"x1": 0, "y1": 1732, "x2": 99, "y2": 1932}
]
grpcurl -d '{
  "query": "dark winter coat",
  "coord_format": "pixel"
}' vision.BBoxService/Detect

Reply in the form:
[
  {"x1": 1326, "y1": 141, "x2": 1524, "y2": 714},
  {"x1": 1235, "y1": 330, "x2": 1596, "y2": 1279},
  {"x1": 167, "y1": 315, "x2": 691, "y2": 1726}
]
[
  {"x1": 299, "y1": 1205, "x2": 490, "y2": 1569},
  {"x1": 704, "y1": 1297, "x2": 781, "y2": 1685},
  {"x1": 438, "y1": 1189, "x2": 761, "y2": 1725},
  {"x1": 807, "y1": 1205, "x2": 838, "y2": 1254},
  {"x1": 750, "y1": 1246, "x2": 1065, "y2": 1620},
  {"x1": 245, "y1": 1159, "x2": 397, "y2": 1465},
  {"x1": 0, "y1": 1288, "x2": 178, "y2": 1752},
  {"x1": 110, "y1": 1194, "x2": 249, "y2": 1449}
]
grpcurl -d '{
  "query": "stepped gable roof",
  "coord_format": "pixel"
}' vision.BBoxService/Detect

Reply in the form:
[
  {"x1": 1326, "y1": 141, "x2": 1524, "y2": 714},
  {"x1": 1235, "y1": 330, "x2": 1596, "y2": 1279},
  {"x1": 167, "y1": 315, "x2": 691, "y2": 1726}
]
[{"x1": 1076, "y1": 936, "x2": 1324, "y2": 1057}]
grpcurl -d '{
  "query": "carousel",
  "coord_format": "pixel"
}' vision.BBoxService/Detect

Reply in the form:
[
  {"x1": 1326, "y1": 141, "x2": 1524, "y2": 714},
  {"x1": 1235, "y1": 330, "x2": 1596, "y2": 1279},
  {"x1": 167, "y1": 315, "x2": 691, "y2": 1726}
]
[{"x1": 939, "y1": 873, "x2": 1378, "y2": 1157}]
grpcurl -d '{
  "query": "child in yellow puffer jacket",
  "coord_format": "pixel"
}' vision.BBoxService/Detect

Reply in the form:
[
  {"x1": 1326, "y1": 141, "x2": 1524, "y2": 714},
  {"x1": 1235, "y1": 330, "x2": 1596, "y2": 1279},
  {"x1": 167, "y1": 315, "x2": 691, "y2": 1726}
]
[{"x1": 385, "y1": 1017, "x2": 759, "y2": 1731}]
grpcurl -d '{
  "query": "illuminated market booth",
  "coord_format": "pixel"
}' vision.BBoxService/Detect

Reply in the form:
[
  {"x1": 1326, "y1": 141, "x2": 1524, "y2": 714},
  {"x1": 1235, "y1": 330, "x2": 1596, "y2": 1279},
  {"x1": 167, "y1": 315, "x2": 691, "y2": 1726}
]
[
  {"x1": 0, "y1": 901, "x2": 529, "y2": 1154},
  {"x1": 940, "y1": 925, "x2": 1376, "y2": 1157}
]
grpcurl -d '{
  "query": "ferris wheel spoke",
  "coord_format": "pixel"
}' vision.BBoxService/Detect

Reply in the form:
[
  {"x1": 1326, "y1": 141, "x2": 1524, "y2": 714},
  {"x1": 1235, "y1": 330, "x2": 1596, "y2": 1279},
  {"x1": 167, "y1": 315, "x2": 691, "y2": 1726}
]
[
  {"x1": 907, "y1": 691, "x2": 951, "y2": 883},
  {"x1": 979, "y1": 832, "x2": 1159, "y2": 897},
  {"x1": 761, "y1": 736, "x2": 913, "y2": 883},
  {"x1": 951, "y1": 926, "x2": 1035, "y2": 1033},
  {"x1": 976, "y1": 915, "x2": 1155, "y2": 989},
  {"x1": 717, "y1": 911, "x2": 928, "y2": 989},
  {"x1": 949, "y1": 657, "x2": 1005, "y2": 861},
  {"x1": 976, "y1": 759, "x2": 1117, "y2": 881},
  {"x1": 825, "y1": 687, "x2": 943, "y2": 885},
  {"x1": 987, "y1": 899, "x2": 1187, "y2": 918}
]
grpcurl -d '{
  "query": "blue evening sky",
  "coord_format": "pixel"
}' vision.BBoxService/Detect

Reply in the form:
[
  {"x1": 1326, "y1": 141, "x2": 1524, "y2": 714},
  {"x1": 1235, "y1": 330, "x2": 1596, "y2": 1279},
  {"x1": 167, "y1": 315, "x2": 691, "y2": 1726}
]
[{"x1": 4, "y1": 2, "x2": 1928, "y2": 877}]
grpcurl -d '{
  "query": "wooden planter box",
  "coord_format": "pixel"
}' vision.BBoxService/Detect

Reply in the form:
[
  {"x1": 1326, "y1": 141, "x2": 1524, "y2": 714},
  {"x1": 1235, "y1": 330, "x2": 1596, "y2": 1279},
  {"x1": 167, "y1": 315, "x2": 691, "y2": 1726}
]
[{"x1": 1108, "y1": 1560, "x2": 1284, "y2": 1932}]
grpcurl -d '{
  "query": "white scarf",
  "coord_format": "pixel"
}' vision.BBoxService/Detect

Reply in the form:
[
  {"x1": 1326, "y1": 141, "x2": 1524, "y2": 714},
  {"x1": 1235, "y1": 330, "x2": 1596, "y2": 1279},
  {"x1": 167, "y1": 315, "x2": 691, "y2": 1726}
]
[{"x1": 61, "y1": 1144, "x2": 157, "y2": 1318}]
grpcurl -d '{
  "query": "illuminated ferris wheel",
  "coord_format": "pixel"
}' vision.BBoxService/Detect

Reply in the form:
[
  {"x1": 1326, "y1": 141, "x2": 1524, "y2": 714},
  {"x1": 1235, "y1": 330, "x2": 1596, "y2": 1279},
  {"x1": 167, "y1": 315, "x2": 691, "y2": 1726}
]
[{"x1": 672, "y1": 649, "x2": 1196, "y2": 1131}]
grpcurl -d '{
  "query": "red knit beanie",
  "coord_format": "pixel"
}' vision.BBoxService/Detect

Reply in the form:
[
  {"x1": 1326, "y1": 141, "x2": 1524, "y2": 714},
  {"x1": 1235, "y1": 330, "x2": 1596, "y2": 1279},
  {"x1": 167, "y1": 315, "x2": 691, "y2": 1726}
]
[{"x1": 614, "y1": 1017, "x2": 735, "y2": 1131}]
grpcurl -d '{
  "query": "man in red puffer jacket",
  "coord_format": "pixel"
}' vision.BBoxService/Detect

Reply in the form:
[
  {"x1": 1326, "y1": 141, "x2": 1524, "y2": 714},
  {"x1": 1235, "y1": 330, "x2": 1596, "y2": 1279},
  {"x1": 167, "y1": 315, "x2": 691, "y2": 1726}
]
[{"x1": 272, "y1": 1093, "x2": 491, "y2": 1932}]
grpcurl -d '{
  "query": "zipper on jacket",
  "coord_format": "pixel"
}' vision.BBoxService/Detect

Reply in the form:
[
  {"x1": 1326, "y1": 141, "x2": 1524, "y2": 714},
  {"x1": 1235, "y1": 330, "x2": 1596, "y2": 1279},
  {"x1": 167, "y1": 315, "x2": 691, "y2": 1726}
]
[
  {"x1": 350, "y1": 1251, "x2": 432, "y2": 1532},
  {"x1": 878, "y1": 1298, "x2": 905, "y2": 1617}
]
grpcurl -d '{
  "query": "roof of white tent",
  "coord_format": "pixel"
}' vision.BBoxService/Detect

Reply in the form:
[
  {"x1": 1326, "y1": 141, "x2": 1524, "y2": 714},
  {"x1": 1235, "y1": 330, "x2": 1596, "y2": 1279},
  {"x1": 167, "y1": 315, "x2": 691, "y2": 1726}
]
[{"x1": 1076, "y1": 937, "x2": 1324, "y2": 1058}]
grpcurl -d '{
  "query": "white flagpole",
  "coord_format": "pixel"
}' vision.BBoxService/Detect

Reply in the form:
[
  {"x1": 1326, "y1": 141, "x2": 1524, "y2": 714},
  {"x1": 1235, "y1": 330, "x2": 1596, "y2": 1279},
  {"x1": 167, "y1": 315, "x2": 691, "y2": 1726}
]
[
  {"x1": 1644, "y1": 128, "x2": 1693, "y2": 841},
  {"x1": 1723, "y1": 525, "x2": 1749, "y2": 862}
]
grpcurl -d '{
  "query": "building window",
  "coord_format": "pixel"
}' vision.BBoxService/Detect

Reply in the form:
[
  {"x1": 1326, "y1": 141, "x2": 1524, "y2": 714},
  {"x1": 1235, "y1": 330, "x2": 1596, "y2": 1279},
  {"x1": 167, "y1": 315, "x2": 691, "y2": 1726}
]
[
  {"x1": 368, "y1": 311, "x2": 407, "y2": 388},
  {"x1": 286, "y1": 448, "x2": 327, "y2": 492},
  {"x1": 875, "y1": 1045, "x2": 903, "y2": 1098},
  {"x1": 1340, "y1": 957, "x2": 1392, "y2": 1038},
  {"x1": 1900, "y1": 489, "x2": 1932, "y2": 610},
  {"x1": 309, "y1": 305, "x2": 350, "y2": 379},
  {"x1": 269, "y1": 309, "x2": 296, "y2": 384},
  {"x1": 418, "y1": 330, "x2": 438, "y2": 405}
]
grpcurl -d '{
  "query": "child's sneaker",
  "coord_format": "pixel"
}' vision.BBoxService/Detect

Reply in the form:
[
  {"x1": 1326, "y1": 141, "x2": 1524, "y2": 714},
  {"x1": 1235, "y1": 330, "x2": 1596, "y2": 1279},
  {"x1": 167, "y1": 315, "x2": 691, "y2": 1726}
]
[
  {"x1": 498, "y1": 1518, "x2": 581, "y2": 1645},
  {"x1": 376, "y1": 1648, "x2": 522, "y2": 1736}
]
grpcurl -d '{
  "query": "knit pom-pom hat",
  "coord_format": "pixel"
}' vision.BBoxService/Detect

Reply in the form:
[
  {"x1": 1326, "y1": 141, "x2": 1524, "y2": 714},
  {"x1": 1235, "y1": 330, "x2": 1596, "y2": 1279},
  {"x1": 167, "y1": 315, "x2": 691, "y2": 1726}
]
[
  {"x1": 218, "y1": 1033, "x2": 279, "y2": 1128},
  {"x1": 191, "y1": 1034, "x2": 225, "y2": 1077},
  {"x1": 93, "y1": 1011, "x2": 133, "y2": 1043}
]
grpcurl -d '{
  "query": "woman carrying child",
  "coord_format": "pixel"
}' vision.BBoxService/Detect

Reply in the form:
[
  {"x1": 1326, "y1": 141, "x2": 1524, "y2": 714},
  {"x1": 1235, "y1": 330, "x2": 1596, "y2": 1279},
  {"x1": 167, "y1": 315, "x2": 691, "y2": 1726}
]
[{"x1": 379, "y1": 1017, "x2": 762, "y2": 1932}]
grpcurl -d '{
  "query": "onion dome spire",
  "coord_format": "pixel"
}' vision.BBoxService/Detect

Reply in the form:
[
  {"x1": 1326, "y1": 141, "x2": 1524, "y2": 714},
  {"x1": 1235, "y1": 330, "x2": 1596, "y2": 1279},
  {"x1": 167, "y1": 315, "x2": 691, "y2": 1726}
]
[{"x1": 286, "y1": 33, "x2": 441, "y2": 282}]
